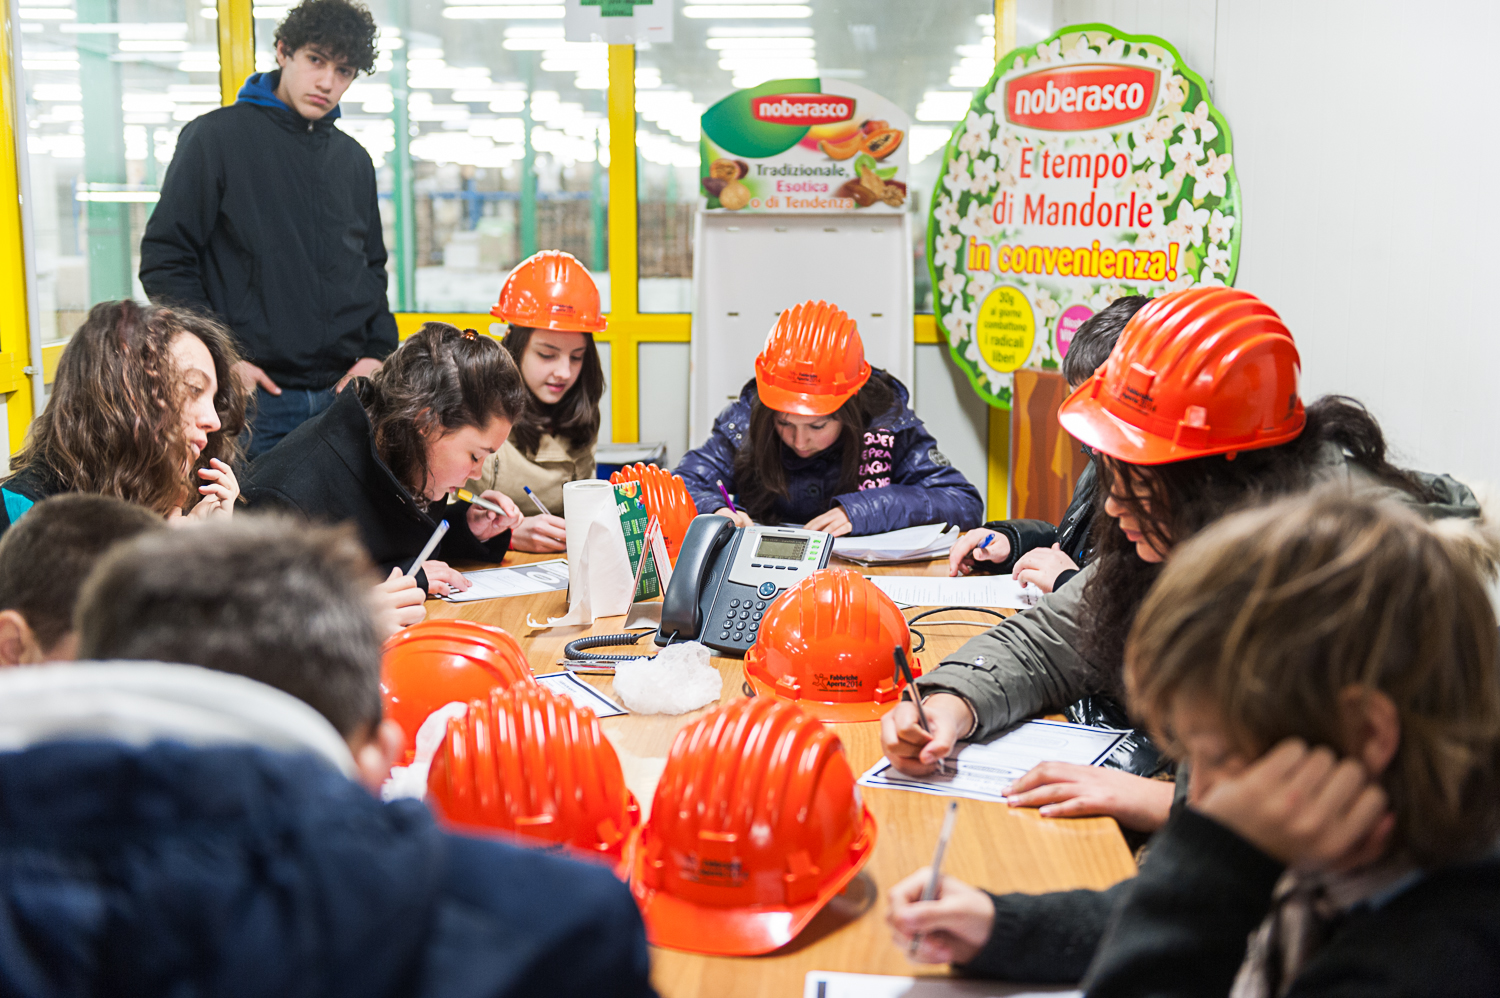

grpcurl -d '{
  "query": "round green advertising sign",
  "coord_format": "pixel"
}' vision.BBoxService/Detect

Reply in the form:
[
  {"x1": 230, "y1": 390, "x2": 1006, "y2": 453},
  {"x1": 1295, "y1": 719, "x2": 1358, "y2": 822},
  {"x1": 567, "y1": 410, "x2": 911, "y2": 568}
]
[{"x1": 927, "y1": 24, "x2": 1241, "y2": 409}]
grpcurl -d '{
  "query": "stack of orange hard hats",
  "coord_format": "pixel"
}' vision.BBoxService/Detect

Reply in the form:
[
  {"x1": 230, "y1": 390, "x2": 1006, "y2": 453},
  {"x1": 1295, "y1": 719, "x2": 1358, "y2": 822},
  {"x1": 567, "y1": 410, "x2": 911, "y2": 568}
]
[
  {"x1": 755, "y1": 300, "x2": 871, "y2": 416},
  {"x1": 745, "y1": 568, "x2": 919, "y2": 722},
  {"x1": 1058, "y1": 287, "x2": 1304, "y2": 465},
  {"x1": 608, "y1": 462, "x2": 699, "y2": 562},
  {"x1": 492, "y1": 250, "x2": 607, "y2": 334},
  {"x1": 381, "y1": 620, "x2": 537, "y2": 764},
  {"x1": 630, "y1": 696, "x2": 877, "y2": 955},
  {"x1": 427, "y1": 683, "x2": 641, "y2": 869}
]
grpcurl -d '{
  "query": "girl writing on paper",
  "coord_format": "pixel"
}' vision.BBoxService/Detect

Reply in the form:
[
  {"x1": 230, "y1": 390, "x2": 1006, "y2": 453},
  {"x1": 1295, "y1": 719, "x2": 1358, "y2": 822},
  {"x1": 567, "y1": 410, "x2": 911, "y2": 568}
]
[
  {"x1": 876, "y1": 288, "x2": 1481, "y2": 983},
  {"x1": 244, "y1": 323, "x2": 527, "y2": 597},
  {"x1": 675, "y1": 299, "x2": 984, "y2": 537},
  {"x1": 465, "y1": 251, "x2": 606, "y2": 554},
  {"x1": 0, "y1": 299, "x2": 248, "y2": 535}
]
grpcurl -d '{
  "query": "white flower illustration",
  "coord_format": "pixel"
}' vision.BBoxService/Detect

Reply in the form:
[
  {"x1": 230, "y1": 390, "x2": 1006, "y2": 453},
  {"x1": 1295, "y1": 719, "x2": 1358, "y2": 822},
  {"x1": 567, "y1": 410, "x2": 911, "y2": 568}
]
[
  {"x1": 1162, "y1": 74, "x2": 1188, "y2": 106},
  {"x1": 1207, "y1": 208, "x2": 1235, "y2": 246},
  {"x1": 1204, "y1": 243, "x2": 1232, "y2": 276},
  {"x1": 1183, "y1": 101, "x2": 1218, "y2": 144},
  {"x1": 1167, "y1": 136, "x2": 1203, "y2": 171},
  {"x1": 934, "y1": 233, "x2": 963, "y2": 270},
  {"x1": 942, "y1": 153, "x2": 970, "y2": 197},
  {"x1": 1192, "y1": 148, "x2": 1232, "y2": 200},
  {"x1": 958, "y1": 198, "x2": 1000, "y2": 238},
  {"x1": 934, "y1": 198, "x2": 962, "y2": 231},
  {"x1": 970, "y1": 155, "x2": 998, "y2": 193},
  {"x1": 1031, "y1": 289, "x2": 1060, "y2": 320},
  {"x1": 1034, "y1": 39, "x2": 1062, "y2": 64},
  {"x1": 967, "y1": 270, "x2": 996, "y2": 299},
  {"x1": 1167, "y1": 199, "x2": 1210, "y2": 246},
  {"x1": 1130, "y1": 115, "x2": 1175, "y2": 166},
  {"x1": 1196, "y1": 273, "x2": 1226, "y2": 288},
  {"x1": 1164, "y1": 270, "x2": 1196, "y2": 293},
  {"x1": 1063, "y1": 36, "x2": 1095, "y2": 61},
  {"x1": 963, "y1": 336, "x2": 981, "y2": 364},
  {"x1": 958, "y1": 110, "x2": 993, "y2": 155},
  {"x1": 1097, "y1": 38, "x2": 1126, "y2": 60},
  {"x1": 936, "y1": 262, "x2": 960, "y2": 301},
  {"x1": 1135, "y1": 225, "x2": 1170, "y2": 251}
]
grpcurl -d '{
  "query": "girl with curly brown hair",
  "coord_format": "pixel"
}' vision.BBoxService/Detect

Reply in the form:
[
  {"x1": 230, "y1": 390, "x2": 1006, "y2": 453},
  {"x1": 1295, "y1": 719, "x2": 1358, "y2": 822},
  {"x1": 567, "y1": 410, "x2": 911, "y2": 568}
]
[
  {"x1": 243, "y1": 323, "x2": 530, "y2": 597},
  {"x1": 0, "y1": 300, "x2": 249, "y2": 536}
]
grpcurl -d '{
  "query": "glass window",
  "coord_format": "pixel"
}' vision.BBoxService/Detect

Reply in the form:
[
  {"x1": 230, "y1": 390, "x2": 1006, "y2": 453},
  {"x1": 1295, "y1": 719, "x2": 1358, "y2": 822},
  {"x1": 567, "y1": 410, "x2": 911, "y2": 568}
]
[
  {"x1": 253, "y1": 0, "x2": 609, "y2": 315},
  {"x1": 20, "y1": 0, "x2": 222, "y2": 347},
  {"x1": 633, "y1": 0, "x2": 994, "y2": 314}
]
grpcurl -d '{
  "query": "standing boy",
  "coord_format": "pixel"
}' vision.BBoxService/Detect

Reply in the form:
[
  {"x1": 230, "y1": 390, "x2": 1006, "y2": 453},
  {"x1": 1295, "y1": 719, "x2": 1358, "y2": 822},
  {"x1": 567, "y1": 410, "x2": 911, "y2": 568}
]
[{"x1": 141, "y1": 0, "x2": 397, "y2": 459}]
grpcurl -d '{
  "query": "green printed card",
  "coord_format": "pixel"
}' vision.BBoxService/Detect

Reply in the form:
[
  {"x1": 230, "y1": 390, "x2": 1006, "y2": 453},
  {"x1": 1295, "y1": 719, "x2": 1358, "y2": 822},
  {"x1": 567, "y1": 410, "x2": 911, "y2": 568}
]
[{"x1": 613, "y1": 482, "x2": 661, "y2": 600}]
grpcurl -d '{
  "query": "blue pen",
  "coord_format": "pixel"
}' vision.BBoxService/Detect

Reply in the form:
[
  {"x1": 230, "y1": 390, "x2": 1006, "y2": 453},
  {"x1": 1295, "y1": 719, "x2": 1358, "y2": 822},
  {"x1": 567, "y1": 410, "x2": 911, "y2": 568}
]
[
  {"x1": 522, "y1": 486, "x2": 552, "y2": 517},
  {"x1": 980, "y1": 532, "x2": 995, "y2": 550}
]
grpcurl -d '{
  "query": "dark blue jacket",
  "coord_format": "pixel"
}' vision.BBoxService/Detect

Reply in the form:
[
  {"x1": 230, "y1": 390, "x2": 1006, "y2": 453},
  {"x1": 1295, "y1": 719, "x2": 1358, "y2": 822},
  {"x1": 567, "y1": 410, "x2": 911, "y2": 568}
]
[
  {"x1": 675, "y1": 371, "x2": 984, "y2": 535},
  {"x1": 140, "y1": 71, "x2": 397, "y2": 391},
  {"x1": 0, "y1": 740, "x2": 655, "y2": 998}
]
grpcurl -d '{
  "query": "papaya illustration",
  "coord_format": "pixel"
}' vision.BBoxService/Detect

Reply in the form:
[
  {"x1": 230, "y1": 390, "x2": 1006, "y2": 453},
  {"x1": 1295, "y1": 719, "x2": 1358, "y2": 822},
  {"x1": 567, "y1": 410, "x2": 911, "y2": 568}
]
[
  {"x1": 860, "y1": 119, "x2": 889, "y2": 135},
  {"x1": 863, "y1": 128, "x2": 903, "y2": 160}
]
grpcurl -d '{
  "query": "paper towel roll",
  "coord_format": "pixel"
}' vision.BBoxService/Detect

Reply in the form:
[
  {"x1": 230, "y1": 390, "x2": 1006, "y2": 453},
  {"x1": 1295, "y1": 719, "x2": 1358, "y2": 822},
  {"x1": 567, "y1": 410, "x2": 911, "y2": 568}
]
[{"x1": 528, "y1": 479, "x2": 633, "y2": 627}]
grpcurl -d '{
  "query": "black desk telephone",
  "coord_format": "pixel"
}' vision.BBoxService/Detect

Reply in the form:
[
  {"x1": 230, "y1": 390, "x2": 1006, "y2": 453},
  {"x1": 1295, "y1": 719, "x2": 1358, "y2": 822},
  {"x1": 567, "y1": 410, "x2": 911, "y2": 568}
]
[{"x1": 656, "y1": 515, "x2": 834, "y2": 656}]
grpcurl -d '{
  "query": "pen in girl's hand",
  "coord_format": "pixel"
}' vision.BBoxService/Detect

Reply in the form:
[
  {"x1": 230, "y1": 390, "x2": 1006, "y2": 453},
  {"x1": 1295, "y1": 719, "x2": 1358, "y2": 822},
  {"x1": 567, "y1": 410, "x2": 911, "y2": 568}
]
[
  {"x1": 454, "y1": 487, "x2": 507, "y2": 516},
  {"x1": 523, "y1": 486, "x2": 552, "y2": 517},
  {"x1": 979, "y1": 532, "x2": 995, "y2": 550},
  {"x1": 910, "y1": 801, "x2": 960, "y2": 957}
]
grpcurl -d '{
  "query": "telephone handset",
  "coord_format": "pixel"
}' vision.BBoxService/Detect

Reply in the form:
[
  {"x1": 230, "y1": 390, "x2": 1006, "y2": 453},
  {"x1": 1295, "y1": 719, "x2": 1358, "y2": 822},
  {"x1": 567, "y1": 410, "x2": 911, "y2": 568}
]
[{"x1": 656, "y1": 514, "x2": 833, "y2": 656}]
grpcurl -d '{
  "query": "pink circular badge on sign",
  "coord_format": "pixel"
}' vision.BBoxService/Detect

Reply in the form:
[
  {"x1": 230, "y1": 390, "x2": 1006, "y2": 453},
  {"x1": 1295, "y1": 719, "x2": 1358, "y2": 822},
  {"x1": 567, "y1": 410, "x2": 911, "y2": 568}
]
[{"x1": 1056, "y1": 305, "x2": 1094, "y2": 361}]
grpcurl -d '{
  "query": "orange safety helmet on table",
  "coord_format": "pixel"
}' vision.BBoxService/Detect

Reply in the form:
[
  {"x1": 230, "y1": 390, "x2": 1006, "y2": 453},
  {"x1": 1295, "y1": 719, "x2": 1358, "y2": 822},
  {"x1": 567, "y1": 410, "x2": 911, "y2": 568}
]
[
  {"x1": 630, "y1": 696, "x2": 877, "y2": 956},
  {"x1": 381, "y1": 620, "x2": 536, "y2": 763},
  {"x1": 744, "y1": 568, "x2": 919, "y2": 722},
  {"x1": 1058, "y1": 287, "x2": 1304, "y2": 465},
  {"x1": 492, "y1": 250, "x2": 607, "y2": 334},
  {"x1": 608, "y1": 462, "x2": 699, "y2": 562},
  {"x1": 426, "y1": 683, "x2": 640, "y2": 868},
  {"x1": 754, "y1": 300, "x2": 871, "y2": 416}
]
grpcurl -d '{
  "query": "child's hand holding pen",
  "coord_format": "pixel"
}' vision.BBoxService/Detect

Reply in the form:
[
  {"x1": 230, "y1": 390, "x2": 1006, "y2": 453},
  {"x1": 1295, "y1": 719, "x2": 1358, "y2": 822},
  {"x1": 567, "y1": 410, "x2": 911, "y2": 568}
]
[{"x1": 949, "y1": 528, "x2": 1011, "y2": 576}]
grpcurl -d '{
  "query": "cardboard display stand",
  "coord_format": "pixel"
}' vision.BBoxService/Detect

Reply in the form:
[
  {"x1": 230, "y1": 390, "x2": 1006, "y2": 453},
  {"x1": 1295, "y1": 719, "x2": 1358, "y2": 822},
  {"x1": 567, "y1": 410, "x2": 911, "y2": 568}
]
[{"x1": 689, "y1": 80, "x2": 916, "y2": 447}]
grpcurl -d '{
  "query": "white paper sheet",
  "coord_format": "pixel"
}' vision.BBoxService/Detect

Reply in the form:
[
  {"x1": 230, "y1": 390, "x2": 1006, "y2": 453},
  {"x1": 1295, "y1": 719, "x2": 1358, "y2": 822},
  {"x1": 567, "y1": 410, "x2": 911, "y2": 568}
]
[
  {"x1": 529, "y1": 480, "x2": 635, "y2": 627},
  {"x1": 867, "y1": 574, "x2": 1042, "y2": 610},
  {"x1": 857, "y1": 720, "x2": 1128, "y2": 803},
  {"x1": 805, "y1": 971, "x2": 1080, "y2": 997},
  {"x1": 440, "y1": 560, "x2": 570, "y2": 603},
  {"x1": 833, "y1": 523, "x2": 960, "y2": 564},
  {"x1": 533, "y1": 671, "x2": 627, "y2": 718}
]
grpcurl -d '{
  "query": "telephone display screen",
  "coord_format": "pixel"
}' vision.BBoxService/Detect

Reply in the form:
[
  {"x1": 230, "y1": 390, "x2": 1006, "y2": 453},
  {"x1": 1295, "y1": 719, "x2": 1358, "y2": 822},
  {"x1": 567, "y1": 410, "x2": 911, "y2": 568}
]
[{"x1": 755, "y1": 535, "x2": 808, "y2": 562}]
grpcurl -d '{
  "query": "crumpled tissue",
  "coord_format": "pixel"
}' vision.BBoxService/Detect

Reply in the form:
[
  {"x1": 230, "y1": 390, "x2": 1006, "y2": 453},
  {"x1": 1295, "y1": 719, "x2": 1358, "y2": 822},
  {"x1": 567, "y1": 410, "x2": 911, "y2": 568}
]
[
  {"x1": 381, "y1": 701, "x2": 468, "y2": 802},
  {"x1": 612, "y1": 641, "x2": 722, "y2": 715}
]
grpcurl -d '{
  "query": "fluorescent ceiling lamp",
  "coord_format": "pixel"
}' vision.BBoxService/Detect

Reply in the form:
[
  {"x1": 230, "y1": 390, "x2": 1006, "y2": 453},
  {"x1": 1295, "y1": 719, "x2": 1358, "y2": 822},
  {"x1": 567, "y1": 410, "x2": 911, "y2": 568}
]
[
  {"x1": 31, "y1": 84, "x2": 81, "y2": 100},
  {"x1": 76, "y1": 191, "x2": 160, "y2": 202},
  {"x1": 717, "y1": 57, "x2": 815, "y2": 70},
  {"x1": 168, "y1": 84, "x2": 222, "y2": 99},
  {"x1": 122, "y1": 94, "x2": 176, "y2": 111},
  {"x1": 684, "y1": 5, "x2": 810, "y2": 16},
  {"x1": 909, "y1": 124, "x2": 953, "y2": 164},
  {"x1": 24, "y1": 58, "x2": 81, "y2": 70},
  {"x1": 178, "y1": 59, "x2": 220, "y2": 71},
  {"x1": 19, "y1": 10, "x2": 76, "y2": 19},
  {"x1": 117, "y1": 39, "x2": 190, "y2": 51},
  {"x1": 199, "y1": 7, "x2": 217, "y2": 16},
  {"x1": 705, "y1": 37, "x2": 813, "y2": 49},
  {"x1": 442, "y1": 5, "x2": 563, "y2": 17},
  {"x1": 915, "y1": 90, "x2": 974, "y2": 122},
  {"x1": 252, "y1": 6, "x2": 289, "y2": 18},
  {"x1": 706, "y1": 24, "x2": 810, "y2": 35},
  {"x1": 63, "y1": 22, "x2": 189, "y2": 35},
  {"x1": 503, "y1": 24, "x2": 563, "y2": 36}
]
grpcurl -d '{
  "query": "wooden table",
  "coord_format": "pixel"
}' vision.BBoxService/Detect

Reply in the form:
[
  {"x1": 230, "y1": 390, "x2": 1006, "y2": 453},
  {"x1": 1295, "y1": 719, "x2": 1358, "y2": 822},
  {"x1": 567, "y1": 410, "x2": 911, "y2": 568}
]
[{"x1": 425, "y1": 553, "x2": 1136, "y2": 998}]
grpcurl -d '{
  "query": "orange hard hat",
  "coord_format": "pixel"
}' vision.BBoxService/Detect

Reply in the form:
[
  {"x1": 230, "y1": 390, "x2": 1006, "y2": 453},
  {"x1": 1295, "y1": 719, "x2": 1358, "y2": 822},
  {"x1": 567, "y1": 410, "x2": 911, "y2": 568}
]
[
  {"x1": 492, "y1": 250, "x2": 607, "y2": 334},
  {"x1": 381, "y1": 620, "x2": 537, "y2": 763},
  {"x1": 744, "y1": 568, "x2": 920, "y2": 722},
  {"x1": 1058, "y1": 287, "x2": 1305, "y2": 465},
  {"x1": 630, "y1": 696, "x2": 877, "y2": 955},
  {"x1": 608, "y1": 462, "x2": 699, "y2": 563},
  {"x1": 426, "y1": 683, "x2": 641, "y2": 868},
  {"x1": 754, "y1": 300, "x2": 871, "y2": 416}
]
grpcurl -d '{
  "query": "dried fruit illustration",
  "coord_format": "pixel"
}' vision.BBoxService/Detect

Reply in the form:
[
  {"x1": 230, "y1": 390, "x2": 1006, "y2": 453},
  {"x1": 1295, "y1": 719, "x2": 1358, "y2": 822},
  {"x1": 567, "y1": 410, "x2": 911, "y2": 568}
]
[{"x1": 718, "y1": 179, "x2": 752, "y2": 210}]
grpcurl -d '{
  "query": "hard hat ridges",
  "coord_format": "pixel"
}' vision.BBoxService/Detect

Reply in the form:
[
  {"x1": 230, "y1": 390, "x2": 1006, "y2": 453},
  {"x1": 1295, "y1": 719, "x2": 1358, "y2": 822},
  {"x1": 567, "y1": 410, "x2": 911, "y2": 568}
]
[
  {"x1": 630, "y1": 697, "x2": 876, "y2": 955},
  {"x1": 1060, "y1": 287, "x2": 1303, "y2": 465},
  {"x1": 607, "y1": 463, "x2": 698, "y2": 562},
  {"x1": 754, "y1": 299, "x2": 872, "y2": 417},
  {"x1": 427, "y1": 683, "x2": 640, "y2": 865},
  {"x1": 493, "y1": 249, "x2": 607, "y2": 334},
  {"x1": 745, "y1": 569, "x2": 917, "y2": 722}
]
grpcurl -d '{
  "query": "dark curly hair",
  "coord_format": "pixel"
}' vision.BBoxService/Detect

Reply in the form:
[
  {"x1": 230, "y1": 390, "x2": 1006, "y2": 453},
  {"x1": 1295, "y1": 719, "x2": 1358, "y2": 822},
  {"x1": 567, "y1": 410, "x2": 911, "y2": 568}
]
[
  {"x1": 360, "y1": 323, "x2": 529, "y2": 504},
  {"x1": 9, "y1": 300, "x2": 248, "y2": 516},
  {"x1": 1081, "y1": 395, "x2": 1443, "y2": 674},
  {"x1": 274, "y1": 0, "x2": 379, "y2": 75}
]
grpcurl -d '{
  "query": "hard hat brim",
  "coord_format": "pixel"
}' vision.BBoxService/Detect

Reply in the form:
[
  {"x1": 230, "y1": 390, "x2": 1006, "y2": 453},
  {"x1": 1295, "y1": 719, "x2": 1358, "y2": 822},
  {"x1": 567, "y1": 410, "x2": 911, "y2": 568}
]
[
  {"x1": 1057, "y1": 375, "x2": 1306, "y2": 466},
  {"x1": 490, "y1": 306, "x2": 608, "y2": 334},
  {"x1": 754, "y1": 372, "x2": 864, "y2": 417},
  {"x1": 745, "y1": 673, "x2": 904, "y2": 723},
  {"x1": 631, "y1": 808, "x2": 877, "y2": 956}
]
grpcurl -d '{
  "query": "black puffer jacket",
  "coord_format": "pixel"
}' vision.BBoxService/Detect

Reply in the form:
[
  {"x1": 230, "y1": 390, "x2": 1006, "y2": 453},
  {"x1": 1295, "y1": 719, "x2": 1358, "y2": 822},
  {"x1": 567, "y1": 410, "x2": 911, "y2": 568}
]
[
  {"x1": 140, "y1": 72, "x2": 397, "y2": 391},
  {"x1": 974, "y1": 451, "x2": 1095, "y2": 585}
]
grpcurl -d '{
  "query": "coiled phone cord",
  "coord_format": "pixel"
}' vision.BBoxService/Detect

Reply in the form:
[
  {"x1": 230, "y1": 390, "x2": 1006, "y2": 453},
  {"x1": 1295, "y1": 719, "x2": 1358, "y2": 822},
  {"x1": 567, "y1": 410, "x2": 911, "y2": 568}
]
[{"x1": 562, "y1": 630, "x2": 669, "y2": 663}]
